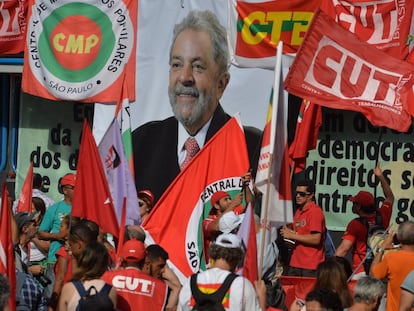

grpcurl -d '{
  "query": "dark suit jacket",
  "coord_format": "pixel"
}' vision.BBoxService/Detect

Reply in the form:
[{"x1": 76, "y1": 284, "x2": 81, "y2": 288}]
[{"x1": 132, "y1": 104, "x2": 262, "y2": 203}]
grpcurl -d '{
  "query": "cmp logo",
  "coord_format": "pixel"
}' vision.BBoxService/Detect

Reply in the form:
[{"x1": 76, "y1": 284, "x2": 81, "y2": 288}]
[
  {"x1": 185, "y1": 176, "x2": 245, "y2": 272},
  {"x1": 27, "y1": 0, "x2": 133, "y2": 100}
]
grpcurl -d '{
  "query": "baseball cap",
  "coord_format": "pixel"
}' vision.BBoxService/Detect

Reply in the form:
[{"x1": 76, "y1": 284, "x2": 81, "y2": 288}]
[
  {"x1": 15, "y1": 212, "x2": 40, "y2": 231},
  {"x1": 219, "y1": 211, "x2": 244, "y2": 233},
  {"x1": 211, "y1": 191, "x2": 229, "y2": 207},
  {"x1": 214, "y1": 233, "x2": 242, "y2": 249},
  {"x1": 61, "y1": 173, "x2": 76, "y2": 187},
  {"x1": 138, "y1": 190, "x2": 154, "y2": 205},
  {"x1": 120, "y1": 239, "x2": 146, "y2": 262},
  {"x1": 348, "y1": 191, "x2": 374, "y2": 207}
]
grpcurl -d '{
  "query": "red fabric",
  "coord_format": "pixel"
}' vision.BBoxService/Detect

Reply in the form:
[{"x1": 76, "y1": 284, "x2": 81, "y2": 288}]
[
  {"x1": 142, "y1": 117, "x2": 249, "y2": 277},
  {"x1": 102, "y1": 267, "x2": 168, "y2": 311},
  {"x1": 321, "y1": 1, "x2": 414, "y2": 59},
  {"x1": 342, "y1": 200, "x2": 392, "y2": 272},
  {"x1": 0, "y1": 0, "x2": 27, "y2": 54},
  {"x1": 407, "y1": 50, "x2": 414, "y2": 117},
  {"x1": 290, "y1": 202, "x2": 325, "y2": 270},
  {"x1": 72, "y1": 120, "x2": 119, "y2": 237},
  {"x1": 284, "y1": 9, "x2": 414, "y2": 133},
  {"x1": 16, "y1": 162, "x2": 33, "y2": 213},
  {"x1": 0, "y1": 183, "x2": 16, "y2": 311},
  {"x1": 289, "y1": 100, "x2": 322, "y2": 173},
  {"x1": 55, "y1": 246, "x2": 72, "y2": 284}
]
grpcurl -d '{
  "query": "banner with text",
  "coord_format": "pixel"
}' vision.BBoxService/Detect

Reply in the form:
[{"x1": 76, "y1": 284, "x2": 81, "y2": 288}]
[
  {"x1": 305, "y1": 109, "x2": 414, "y2": 231},
  {"x1": 22, "y1": 0, "x2": 137, "y2": 102},
  {"x1": 0, "y1": 0, "x2": 27, "y2": 54},
  {"x1": 228, "y1": 0, "x2": 321, "y2": 68},
  {"x1": 15, "y1": 93, "x2": 93, "y2": 201}
]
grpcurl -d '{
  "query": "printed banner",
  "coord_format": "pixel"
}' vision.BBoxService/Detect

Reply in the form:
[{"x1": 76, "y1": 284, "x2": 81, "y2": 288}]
[
  {"x1": 228, "y1": 0, "x2": 321, "y2": 68},
  {"x1": 0, "y1": 0, "x2": 27, "y2": 54},
  {"x1": 284, "y1": 9, "x2": 414, "y2": 133},
  {"x1": 22, "y1": 0, "x2": 137, "y2": 102},
  {"x1": 321, "y1": 0, "x2": 414, "y2": 60}
]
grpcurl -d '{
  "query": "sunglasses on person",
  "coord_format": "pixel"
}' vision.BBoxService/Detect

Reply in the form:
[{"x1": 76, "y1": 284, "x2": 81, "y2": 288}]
[
  {"x1": 295, "y1": 191, "x2": 311, "y2": 197},
  {"x1": 138, "y1": 201, "x2": 144, "y2": 207}
]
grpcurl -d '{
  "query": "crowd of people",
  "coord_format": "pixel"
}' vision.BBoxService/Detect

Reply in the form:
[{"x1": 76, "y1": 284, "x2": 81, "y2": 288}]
[{"x1": 2, "y1": 8, "x2": 414, "y2": 311}]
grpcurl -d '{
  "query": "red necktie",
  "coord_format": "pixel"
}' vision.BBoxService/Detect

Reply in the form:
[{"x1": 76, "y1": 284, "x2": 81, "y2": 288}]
[{"x1": 181, "y1": 137, "x2": 200, "y2": 169}]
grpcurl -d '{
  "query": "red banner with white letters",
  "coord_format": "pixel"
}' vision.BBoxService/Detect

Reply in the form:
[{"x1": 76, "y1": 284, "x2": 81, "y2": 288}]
[
  {"x1": 22, "y1": 0, "x2": 136, "y2": 103},
  {"x1": 0, "y1": 0, "x2": 27, "y2": 54},
  {"x1": 284, "y1": 9, "x2": 414, "y2": 133},
  {"x1": 321, "y1": 0, "x2": 414, "y2": 60}
]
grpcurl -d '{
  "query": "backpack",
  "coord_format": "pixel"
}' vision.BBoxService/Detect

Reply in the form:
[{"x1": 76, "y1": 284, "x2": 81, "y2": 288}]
[
  {"x1": 356, "y1": 211, "x2": 385, "y2": 273},
  {"x1": 190, "y1": 273, "x2": 238, "y2": 311},
  {"x1": 72, "y1": 280, "x2": 115, "y2": 311}
]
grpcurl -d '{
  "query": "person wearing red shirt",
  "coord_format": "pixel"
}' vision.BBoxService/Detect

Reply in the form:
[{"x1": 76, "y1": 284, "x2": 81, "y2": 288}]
[
  {"x1": 102, "y1": 240, "x2": 168, "y2": 311},
  {"x1": 335, "y1": 163, "x2": 394, "y2": 279},
  {"x1": 280, "y1": 179, "x2": 326, "y2": 277}
]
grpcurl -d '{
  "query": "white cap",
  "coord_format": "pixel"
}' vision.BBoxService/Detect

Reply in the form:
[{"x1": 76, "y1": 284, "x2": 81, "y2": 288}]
[
  {"x1": 215, "y1": 233, "x2": 242, "y2": 249},
  {"x1": 219, "y1": 211, "x2": 244, "y2": 233}
]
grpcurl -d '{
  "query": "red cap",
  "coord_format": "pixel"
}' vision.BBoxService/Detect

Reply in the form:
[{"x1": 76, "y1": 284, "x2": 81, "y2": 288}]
[
  {"x1": 138, "y1": 190, "x2": 154, "y2": 205},
  {"x1": 348, "y1": 191, "x2": 374, "y2": 207},
  {"x1": 211, "y1": 191, "x2": 229, "y2": 207},
  {"x1": 61, "y1": 173, "x2": 76, "y2": 187},
  {"x1": 120, "y1": 239, "x2": 146, "y2": 262}
]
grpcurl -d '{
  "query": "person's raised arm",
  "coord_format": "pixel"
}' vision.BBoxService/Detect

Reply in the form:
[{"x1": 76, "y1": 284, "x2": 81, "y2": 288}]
[{"x1": 374, "y1": 162, "x2": 394, "y2": 204}]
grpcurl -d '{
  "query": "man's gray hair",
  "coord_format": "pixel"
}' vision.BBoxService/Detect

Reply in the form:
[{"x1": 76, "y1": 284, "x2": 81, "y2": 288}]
[
  {"x1": 353, "y1": 276, "x2": 385, "y2": 304},
  {"x1": 169, "y1": 10, "x2": 230, "y2": 76},
  {"x1": 398, "y1": 221, "x2": 414, "y2": 245}
]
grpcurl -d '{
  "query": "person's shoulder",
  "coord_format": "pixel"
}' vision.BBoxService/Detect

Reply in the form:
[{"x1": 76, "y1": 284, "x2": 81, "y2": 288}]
[{"x1": 133, "y1": 116, "x2": 177, "y2": 136}]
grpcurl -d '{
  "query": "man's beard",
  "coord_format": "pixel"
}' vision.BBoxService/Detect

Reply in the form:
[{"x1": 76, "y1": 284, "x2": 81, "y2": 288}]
[{"x1": 169, "y1": 86, "x2": 214, "y2": 128}]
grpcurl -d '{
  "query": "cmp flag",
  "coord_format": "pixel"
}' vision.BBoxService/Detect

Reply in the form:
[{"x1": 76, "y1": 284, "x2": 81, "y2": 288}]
[
  {"x1": 22, "y1": 0, "x2": 137, "y2": 103},
  {"x1": 284, "y1": 9, "x2": 414, "y2": 133},
  {"x1": 98, "y1": 119, "x2": 140, "y2": 225},
  {"x1": 72, "y1": 120, "x2": 119, "y2": 237},
  {"x1": 142, "y1": 115, "x2": 249, "y2": 282}
]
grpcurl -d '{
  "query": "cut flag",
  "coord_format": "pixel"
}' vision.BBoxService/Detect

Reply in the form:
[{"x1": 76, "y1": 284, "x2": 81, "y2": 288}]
[
  {"x1": 98, "y1": 118, "x2": 140, "y2": 225},
  {"x1": 284, "y1": 9, "x2": 414, "y2": 133},
  {"x1": 16, "y1": 162, "x2": 33, "y2": 213},
  {"x1": 72, "y1": 120, "x2": 119, "y2": 238},
  {"x1": 288, "y1": 99, "x2": 322, "y2": 174},
  {"x1": 237, "y1": 203, "x2": 258, "y2": 284},
  {"x1": 143, "y1": 115, "x2": 249, "y2": 282},
  {"x1": 0, "y1": 183, "x2": 16, "y2": 311}
]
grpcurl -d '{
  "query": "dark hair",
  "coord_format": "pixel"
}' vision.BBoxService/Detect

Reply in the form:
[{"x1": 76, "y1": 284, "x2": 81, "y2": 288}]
[
  {"x1": 296, "y1": 179, "x2": 316, "y2": 194},
  {"x1": 333, "y1": 256, "x2": 353, "y2": 280},
  {"x1": 32, "y1": 197, "x2": 46, "y2": 219},
  {"x1": 314, "y1": 258, "x2": 353, "y2": 307},
  {"x1": 79, "y1": 219, "x2": 100, "y2": 241},
  {"x1": 146, "y1": 244, "x2": 169, "y2": 262},
  {"x1": 69, "y1": 222, "x2": 98, "y2": 245},
  {"x1": 72, "y1": 242, "x2": 109, "y2": 281},
  {"x1": 0, "y1": 274, "x2": 10, "y2": 311},
  {"x1": 208, "y1": 244, "x2": 244, "y2": 272},
  {"x1": 306, "y1": 288, "x2": 343, "y2": 311}
]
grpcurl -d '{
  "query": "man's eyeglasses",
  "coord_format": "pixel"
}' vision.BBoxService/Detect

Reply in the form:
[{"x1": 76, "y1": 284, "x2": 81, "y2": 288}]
[{"x1": 295, "y1": 191, "x2": 311, "y2": 197}]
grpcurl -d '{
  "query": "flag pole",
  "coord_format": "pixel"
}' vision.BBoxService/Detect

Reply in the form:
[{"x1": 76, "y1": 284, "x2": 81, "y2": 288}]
[{"x1": 258, "y1": 40, "x2": 283, "y2": 278}]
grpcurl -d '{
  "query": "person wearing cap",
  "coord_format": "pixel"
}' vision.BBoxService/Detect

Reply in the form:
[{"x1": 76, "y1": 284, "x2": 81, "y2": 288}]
[
  {"x1": 178, "y1": 233, "x2": 267, "y2": 311},
  {"x1": 13, "y1": 212, "x2": 49, "y2": 310},
  {"x1": 280, "y1": 179, "x2": 326, "y2": 277},
  {"x1": 37, "y1": 173, "x2": 76, "y2": 299},
  {"x1": 202, "y1": 172, "x2": 254, "y2": 263},
  {"x1": 138, "y1": 189, "x2": 155, "y2": 223},
  {"x1": 335, "y1": 163, "x2": 394, "y2": 279},
  {"x1": 218, "y1": 211, "x2": 244, "y2": 234},
  {"x1": 101, "y1": 240, "x2": 169, "y2": 311}
]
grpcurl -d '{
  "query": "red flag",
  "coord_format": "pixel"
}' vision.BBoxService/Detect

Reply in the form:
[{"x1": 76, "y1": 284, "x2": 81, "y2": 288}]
[
  {"x1": 72, "y1": 120, "x2": 119, "y2": 237},
  {"x1": 289, "y1": 99, "x2": 322, "y2": 173},
  {"x1": 284, "y1": 9, "x2": 414, "y2": 132},
  {"x1": 16, "y1": 162, "x2": 34, "y2": 213},
  {"x1": 0, "y1": 0, "x2": 27, "y2": 54},
  {"x1": 237, "y1": 203, "x2": 258, "y2": 284},
  {"x1": 1, "y1": 183, "x2": 16, "y2": 311},
  {"x1": 142, "y1": 116, "x2": 249, "y2": 281},
  {"x1": 407, "y1": 50, "x2": 414, "y2": 117},
  {"x1": 115, "y1": 199, "x2": 127, "y2": 269}
]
